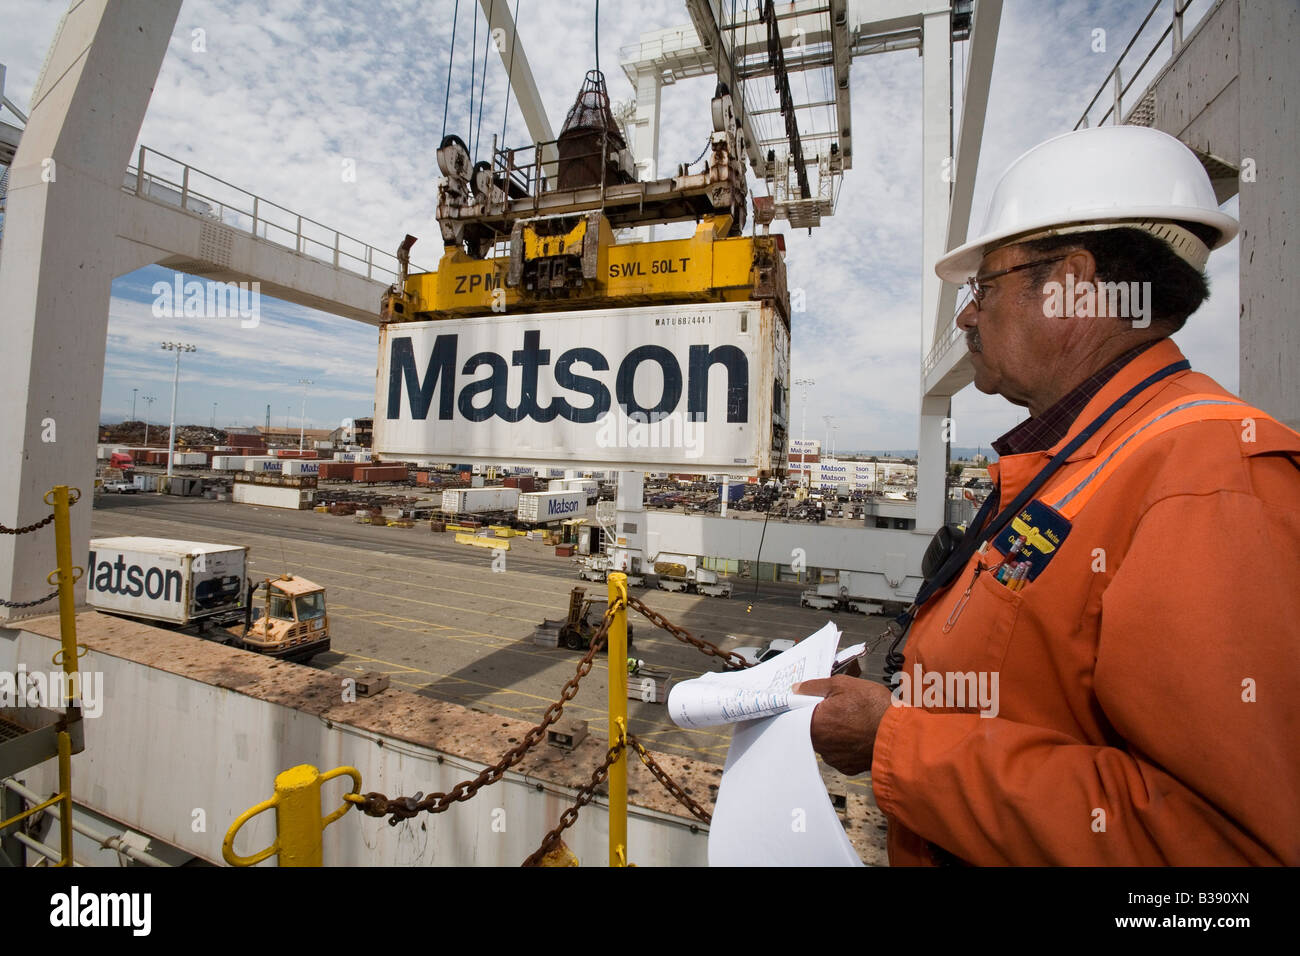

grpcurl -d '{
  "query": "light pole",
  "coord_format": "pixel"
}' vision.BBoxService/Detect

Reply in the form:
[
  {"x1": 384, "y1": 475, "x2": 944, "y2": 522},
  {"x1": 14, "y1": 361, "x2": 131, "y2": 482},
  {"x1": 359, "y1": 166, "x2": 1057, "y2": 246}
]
[
  {"x1": 141, "y1": 395, "x2": 156, "y2": 445},
  {"x1": 297, "y1": 379, "x2": 314, "y2": 451},
  {"x1": 131, "y1": 387, "x2": 138, "y2": 423},
  {"x1": 794, "y1": 377, "x2": 814, "y2": 486},
  {"x1": 161, "y1": 342, "x2": 196, "y2": 478}
]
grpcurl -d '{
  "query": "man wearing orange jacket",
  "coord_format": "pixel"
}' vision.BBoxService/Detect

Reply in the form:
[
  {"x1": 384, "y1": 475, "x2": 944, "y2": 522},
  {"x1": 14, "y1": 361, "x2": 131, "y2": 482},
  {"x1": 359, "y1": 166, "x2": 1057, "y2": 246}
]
[{"x1": 799, "y1": 126, "x2": 1300, "y2": 865}]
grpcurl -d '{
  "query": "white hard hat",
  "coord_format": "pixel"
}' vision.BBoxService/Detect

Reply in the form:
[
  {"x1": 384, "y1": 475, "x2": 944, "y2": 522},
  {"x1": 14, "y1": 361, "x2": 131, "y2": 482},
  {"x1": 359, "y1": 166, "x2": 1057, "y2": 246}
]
[{"x1": 935, "y1": 125, "x2": 1239, "y2": 283}]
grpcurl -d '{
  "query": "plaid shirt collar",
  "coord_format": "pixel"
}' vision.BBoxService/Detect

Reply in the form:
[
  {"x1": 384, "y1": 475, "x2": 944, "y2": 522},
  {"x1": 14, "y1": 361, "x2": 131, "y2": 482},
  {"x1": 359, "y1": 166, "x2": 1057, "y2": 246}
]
[{"x1": 992, "y1": 341, "x2": 1161, "y2": 457}]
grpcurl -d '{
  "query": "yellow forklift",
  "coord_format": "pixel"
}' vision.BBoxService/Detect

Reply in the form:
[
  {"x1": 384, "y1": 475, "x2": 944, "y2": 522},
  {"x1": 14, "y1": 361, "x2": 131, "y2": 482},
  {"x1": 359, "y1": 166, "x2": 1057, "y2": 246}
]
[{"x1": 533, "y1": 586, "x2": 634, "y2": 652}]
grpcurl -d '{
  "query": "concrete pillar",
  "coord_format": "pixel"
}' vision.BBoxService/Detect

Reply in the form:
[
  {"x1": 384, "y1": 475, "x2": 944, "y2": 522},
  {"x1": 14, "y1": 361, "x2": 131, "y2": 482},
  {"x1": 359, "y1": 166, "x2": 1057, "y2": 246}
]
[
  {"x1": 1238, "y1": 1, "x2": 1299, "y2": 430},
  {"x1": 920, "y1": 9, "x2": 951, "y2": 358},
  {"x1": 632, "y1": 66, "x2": 662, "y2": 243},
  {"x1": 915, "y1": 9, "x2": 952, "y2": 536},
  {"x1": 0, "y1": 1, "x2": 180, "y2": 621},
  {"x1": 614, "y1": 470, "x2": 646, "y2": 573},
  {"x1": 916, "y1": 394, "x2": 950, "y2": 533}
]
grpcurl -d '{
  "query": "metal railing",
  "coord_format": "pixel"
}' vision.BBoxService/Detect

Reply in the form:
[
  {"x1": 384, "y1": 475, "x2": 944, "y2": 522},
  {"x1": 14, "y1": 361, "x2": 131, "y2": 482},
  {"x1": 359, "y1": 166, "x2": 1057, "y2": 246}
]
[
  {"x1": 923, "y1": 319, "x2": 965, "y2": 379},
  {"x1": 124, "y1": 146, "x2": 420, "y2": 286},
  {"x1": 1074, "y1": 0, "x2": 1201, "y2": 130}
]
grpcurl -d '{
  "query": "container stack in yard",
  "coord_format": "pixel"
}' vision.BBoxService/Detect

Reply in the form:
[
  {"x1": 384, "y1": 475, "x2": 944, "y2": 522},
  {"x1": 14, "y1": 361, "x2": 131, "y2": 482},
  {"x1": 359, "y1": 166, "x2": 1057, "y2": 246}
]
[
  {"x1": 317, "y1": 461, "x2": 358, "y2": 480},
  {"x1": 355, "y1": 464, "x2": 408, "y2": 483},
  {"x1": 231, "y1": 473, "x2": 316, "y2": 509},
  {"x1": 211, "y1": 455, "x2": 251, "y2": 471},
  {"x1": 503, "y1": 475, "x2": 536, "y2": 493}
]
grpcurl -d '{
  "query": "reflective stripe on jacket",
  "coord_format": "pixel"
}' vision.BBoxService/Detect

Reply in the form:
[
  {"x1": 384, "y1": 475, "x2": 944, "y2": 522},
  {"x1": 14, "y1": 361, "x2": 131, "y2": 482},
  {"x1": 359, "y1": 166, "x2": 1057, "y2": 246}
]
[{"x1": 871, "y1": 338, "x2": 1300, "y2": 865}]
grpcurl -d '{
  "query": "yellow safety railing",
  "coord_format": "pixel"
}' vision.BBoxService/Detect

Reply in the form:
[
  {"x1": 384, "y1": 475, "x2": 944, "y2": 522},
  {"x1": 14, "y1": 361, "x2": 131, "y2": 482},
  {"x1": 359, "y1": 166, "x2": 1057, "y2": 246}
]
[
  {"x1": 606, "y1": 572, "x2": 629, "y2": 867},
  {"x1": 223, "y1": 764, "x2": 361, "y2": 866},
  {"x1": 0, "y1": 485, "x2": 84, "y2": 866},
  {"x1": 225, "y1": 576, "x2": 633, "y2": 868}
]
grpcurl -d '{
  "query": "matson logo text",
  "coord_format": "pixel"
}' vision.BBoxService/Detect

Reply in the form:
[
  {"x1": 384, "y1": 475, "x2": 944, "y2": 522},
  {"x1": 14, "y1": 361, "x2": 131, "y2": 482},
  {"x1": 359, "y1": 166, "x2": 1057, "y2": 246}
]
[
  {"x1": 386, "y1": 330, "x2": 749, "y2": 425},
  {"x1": 86, "y1": 551, "x2": 183, "y2": 602}
]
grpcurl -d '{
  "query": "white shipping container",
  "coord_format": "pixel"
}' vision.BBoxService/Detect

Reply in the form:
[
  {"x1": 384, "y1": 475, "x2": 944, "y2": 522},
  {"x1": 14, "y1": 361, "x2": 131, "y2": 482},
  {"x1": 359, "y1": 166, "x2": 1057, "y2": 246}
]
[
  {"x1": 132, "y1": 474, "x2": 159, "y2": 492},
  {"x1": 232, "y1": 483, "x2": 314, "y2": 509},
  {"x1": 243, "y1": 457, "x2": 284, "y2": 473},
  {"x1": 516, "y1": 491, "x2": 585, "y2": 524},
  {"x1": 282, "y1": 460, "x2": 321, "y2": 476},
  {"x1": 441, "y1": 487, "x2": 521, "y2": 514},
  {"x1": 334, "y1": 452, "x2": 374, "y2": 463},
  {"x1": 211, "y1": 456, "x2": 250, "y2": 470},
  {"x1": 85, "y1": 537, "x2": 247, "y2": 625},
  {"x1": 173, "y1": 452, "x2": 207, "y2": 466},
  {"x1": 374, "y1": 301, "x2": 790, "y2": 476}
]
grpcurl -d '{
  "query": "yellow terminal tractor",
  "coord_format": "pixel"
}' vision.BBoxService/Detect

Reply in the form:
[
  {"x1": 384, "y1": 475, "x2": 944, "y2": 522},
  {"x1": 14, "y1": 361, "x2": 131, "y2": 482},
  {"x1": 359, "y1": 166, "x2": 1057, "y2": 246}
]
[{"x1": 227, "y1": 574, "x2": 331, "y2": 663}]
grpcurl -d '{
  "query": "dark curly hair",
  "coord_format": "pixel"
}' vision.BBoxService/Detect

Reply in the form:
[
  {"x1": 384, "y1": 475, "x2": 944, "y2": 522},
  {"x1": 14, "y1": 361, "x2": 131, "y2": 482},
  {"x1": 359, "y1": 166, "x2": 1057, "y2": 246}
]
[{"x1": 1017, "y1": 222, "x2": 1221, "y2": 332}]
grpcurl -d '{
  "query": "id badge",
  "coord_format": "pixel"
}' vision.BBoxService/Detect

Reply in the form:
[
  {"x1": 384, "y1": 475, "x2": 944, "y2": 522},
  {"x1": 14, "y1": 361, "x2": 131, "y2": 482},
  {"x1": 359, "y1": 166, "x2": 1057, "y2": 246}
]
[{"x1": 992, "y1": 499, "x2": 1072, "y2": 582}]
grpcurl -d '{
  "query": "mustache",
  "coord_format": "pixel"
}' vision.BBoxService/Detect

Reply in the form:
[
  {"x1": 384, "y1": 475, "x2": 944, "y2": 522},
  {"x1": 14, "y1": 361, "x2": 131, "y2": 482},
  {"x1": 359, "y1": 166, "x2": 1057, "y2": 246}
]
[{"x1": 966, "y1": 329, "x2": 982, "y2": 353}]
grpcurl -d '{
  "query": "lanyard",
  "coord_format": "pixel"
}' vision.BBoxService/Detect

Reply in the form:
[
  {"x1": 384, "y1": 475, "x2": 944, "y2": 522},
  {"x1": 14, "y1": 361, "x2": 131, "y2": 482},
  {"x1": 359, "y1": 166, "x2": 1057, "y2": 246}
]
[{"x1": 882, "y1": 358, "x2": 1190, "y2": 678}]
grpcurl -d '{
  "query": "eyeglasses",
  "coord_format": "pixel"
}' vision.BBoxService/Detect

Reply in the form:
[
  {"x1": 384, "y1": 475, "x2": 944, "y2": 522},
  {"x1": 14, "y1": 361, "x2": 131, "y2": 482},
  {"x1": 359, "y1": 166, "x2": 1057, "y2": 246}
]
[{"x1": 964, "y1": 255, "x2": 1068, "y2": 311}]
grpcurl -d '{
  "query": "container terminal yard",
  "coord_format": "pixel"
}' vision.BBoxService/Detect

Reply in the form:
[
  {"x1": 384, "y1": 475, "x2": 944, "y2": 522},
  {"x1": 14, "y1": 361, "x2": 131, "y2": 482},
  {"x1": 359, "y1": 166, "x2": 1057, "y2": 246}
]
[{"x1": 0, "y1": 0, "x2": 1296, "y2": 892}]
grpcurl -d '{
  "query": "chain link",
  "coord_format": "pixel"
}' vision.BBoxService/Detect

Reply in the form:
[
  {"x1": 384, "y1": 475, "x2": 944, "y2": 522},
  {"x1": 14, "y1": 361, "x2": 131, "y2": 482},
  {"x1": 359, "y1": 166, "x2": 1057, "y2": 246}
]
[
  {"x1": 0, "y1": 589, "x2": 60, "y2": 609},
  {"x1": 626, "y1": 594, "x2": 753, "y2": 670},
  {"x1": 521, "y1": 740, "x2": 625, "y2": 867},
  {"x1": 350, "y1": 602, "x2": 622, "y2": 825},
  {"x1": 0, "y1": 513, "x2": 56, "y2": 536},
  {"x1": 627, "y1": 733, "x2": 713, "y2": 824}
]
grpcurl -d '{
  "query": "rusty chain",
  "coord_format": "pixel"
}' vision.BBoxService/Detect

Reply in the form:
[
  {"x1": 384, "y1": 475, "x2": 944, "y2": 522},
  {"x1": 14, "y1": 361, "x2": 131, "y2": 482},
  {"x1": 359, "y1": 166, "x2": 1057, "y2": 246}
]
[
  {"x1": 350, "y1": 602, "x2": 622, "y2": 825},
  {"x1": 627, "y1": 733, "x2": 712, "y2": 824},
  {"x1": 626, "y1": 594, "x2": 753, "y2": 670},
  {"x1": 1, "y1": 495, "x2": 78, "y2": 605},
  {"x1": 0, "y1": 590, "x2": 61, "y2": 609},
  {"x1": 521, "y1": 740, "x2": 625, "y2": 867},
  {"x1": 0, "y1": 513, "x2": 56, "y2": 536}
]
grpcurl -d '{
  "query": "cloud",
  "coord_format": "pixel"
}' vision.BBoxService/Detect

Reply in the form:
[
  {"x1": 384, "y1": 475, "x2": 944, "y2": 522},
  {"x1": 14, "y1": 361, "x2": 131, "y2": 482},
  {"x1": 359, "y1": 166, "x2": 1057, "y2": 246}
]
[{"x1": 0, "y1": 0, "x2": 1244, "y2": 451}]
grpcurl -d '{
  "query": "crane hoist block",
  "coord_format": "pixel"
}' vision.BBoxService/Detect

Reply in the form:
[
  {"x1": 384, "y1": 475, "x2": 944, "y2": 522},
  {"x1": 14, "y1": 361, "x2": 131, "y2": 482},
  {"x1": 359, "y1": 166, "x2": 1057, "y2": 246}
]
[{"x1": 385, "y1": 215, "x2": 789, "y2": 322}]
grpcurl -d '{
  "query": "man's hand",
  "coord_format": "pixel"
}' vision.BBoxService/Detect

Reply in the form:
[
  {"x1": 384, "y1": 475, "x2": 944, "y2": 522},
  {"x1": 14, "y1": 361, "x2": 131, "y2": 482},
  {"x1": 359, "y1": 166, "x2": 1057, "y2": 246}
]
[{"x1": 794, "y1": 676, "x2": 895, "y2": 776}]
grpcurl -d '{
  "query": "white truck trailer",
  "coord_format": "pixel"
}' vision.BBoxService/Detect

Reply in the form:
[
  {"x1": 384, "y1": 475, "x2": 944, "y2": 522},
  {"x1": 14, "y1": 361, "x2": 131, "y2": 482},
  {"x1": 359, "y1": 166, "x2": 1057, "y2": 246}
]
[
  {"x1": 653, "y1": 557, "x2": 732, "y2": 597},
  {"x1": 516, "y1": 490, "x2": 585, "y2": 524},
  {"x1": 799, "y1": 574, "x2": 885, "y2": 614},
  {"x1": 441, "y1": 487, "x2": 521, "y2": 514},
  {"x1": 86, "y1": 537, "x2": 247, "y2": 627},
  {"x1": 85, "y1": 536, "x2": 331, "y2": 661}
]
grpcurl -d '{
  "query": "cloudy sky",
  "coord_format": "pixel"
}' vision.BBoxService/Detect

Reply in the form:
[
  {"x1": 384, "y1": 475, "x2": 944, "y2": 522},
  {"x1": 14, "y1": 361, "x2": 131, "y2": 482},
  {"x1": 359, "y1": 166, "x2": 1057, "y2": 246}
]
[{"x1": 0, "y1": 0, "x2": 1234, "y2": 453}]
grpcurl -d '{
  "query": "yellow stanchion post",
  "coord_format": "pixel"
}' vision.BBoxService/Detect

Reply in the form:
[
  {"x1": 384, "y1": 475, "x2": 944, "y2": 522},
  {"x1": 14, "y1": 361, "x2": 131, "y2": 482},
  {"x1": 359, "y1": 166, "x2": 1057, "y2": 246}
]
[
  {"x1": 56, "y1": 731, "x2": 73, "y2": 867},
  {"x1": 607, "y1": 572, "x2": 628, "y2": 867},
  {"x1": 223, "y1": 764, "x2": 361, "y2": 866},
  {"x1": 45, "y1": 485, "x2": 82, "y2": 703},
  {"x1": 45, "y1": 484, "x2": 83, "y2": 867}
]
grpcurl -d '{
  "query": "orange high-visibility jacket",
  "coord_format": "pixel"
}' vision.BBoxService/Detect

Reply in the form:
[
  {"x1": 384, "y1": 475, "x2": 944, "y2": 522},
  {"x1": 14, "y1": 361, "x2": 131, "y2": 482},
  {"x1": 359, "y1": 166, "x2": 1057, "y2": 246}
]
[{"x1": 871, "y1": 338, "x2": 1300, "y2": 865}]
